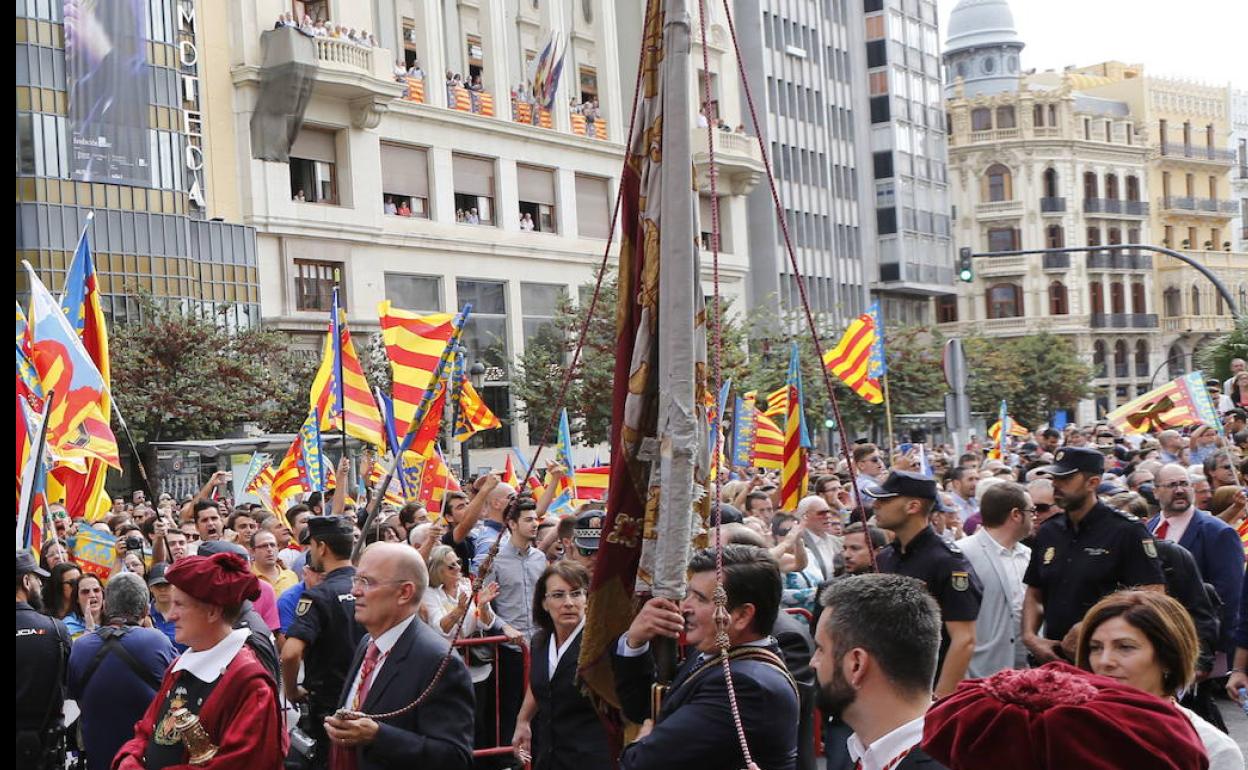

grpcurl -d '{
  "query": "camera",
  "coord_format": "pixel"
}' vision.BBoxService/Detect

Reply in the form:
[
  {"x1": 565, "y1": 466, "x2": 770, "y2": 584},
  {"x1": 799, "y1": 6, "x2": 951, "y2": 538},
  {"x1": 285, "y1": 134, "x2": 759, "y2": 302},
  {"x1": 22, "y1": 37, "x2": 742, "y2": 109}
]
[{"x1": 125, "y1": 535, "x2": 145, "y2": 551}]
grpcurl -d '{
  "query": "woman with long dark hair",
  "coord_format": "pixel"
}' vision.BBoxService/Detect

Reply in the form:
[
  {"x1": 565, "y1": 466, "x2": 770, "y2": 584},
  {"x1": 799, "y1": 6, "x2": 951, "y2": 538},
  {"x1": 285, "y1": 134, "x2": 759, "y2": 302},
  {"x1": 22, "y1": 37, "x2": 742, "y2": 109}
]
[{"x1": 42, "y1": 562, "x2": 82, "y2": 621}]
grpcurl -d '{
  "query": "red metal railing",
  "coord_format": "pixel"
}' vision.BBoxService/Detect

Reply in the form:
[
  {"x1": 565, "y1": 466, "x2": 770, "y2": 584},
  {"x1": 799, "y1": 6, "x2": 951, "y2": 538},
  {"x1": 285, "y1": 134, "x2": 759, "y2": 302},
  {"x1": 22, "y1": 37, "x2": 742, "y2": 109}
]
[{"x1": 453, "y1": 634, "x2": 530, "y2": 764}]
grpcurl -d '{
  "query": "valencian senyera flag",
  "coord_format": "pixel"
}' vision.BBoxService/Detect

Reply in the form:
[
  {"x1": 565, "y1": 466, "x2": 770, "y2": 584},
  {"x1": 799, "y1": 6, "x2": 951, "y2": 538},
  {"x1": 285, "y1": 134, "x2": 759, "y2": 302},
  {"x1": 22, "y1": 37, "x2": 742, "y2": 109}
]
[
  {"x1": 310, "y1": 288, "x2": 385, "y2": 448},
  {"x1": 579, "y1": 0, "x2": 711, "y2": 721},
  {"x1": 781, "y1": 343, "x2": 811, "y2": 510},
  {"x1": 821, "y1": 309, "x2": 884, "y2": 405},
  {"x1": 1107, "y1": 371, "x2": 1221, "y2": 435}
]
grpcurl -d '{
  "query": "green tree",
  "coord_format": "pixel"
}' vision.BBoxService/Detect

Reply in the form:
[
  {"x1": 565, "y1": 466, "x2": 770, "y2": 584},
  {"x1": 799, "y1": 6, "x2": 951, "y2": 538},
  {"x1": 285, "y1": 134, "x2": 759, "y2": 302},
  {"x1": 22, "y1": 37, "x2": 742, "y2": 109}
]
[
  {"x1": 964, "y1": 332, "x2": 1094, "y2": 427},
  {"x1": 1195, "y1": 318, "x2": 1248, "y2": 382},
  {"x1": 111, "y1": 297, "x2": 318, "y2": 478}
]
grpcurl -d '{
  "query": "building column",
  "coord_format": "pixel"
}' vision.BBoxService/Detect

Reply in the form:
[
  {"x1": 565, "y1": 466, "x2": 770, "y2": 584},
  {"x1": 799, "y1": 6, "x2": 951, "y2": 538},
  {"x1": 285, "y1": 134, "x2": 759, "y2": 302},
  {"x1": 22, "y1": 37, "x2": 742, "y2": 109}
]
[
  {"x1": 428, "y1": 147, "x2": 456, "y2": 223},
  {"x1": 480, "y1": 0, "x2": 510, "y2": 103},
  {"x1": 555, "y1": 167, "x2": 578, "y2": 237},
  {"x1": 496, "y1": 157, "x2": 520, "y2": 231},
  {"x1": 418, "y1": 0, "x2": 449, "y2": 107}
]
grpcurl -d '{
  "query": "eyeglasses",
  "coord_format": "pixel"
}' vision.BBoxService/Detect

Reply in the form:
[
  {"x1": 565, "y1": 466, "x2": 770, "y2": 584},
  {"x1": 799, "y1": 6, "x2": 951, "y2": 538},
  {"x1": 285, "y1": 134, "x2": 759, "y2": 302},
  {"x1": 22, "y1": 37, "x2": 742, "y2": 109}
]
[
  {"x1": 545, "y1": 589, "x2": 587, "y2": 602},
  {"x1": 1159, "y1": 480, "x2": 1191, "y2": 489},
  {"x1": 350, "y1": 575, "x2": 409, "y2": 591},
  {"x1": 1034, "y1": 503, "x2": 1053, "y2": 513},
  {"x1": 1019, "y1": 507, "x2": 1037, "y2": 514}
]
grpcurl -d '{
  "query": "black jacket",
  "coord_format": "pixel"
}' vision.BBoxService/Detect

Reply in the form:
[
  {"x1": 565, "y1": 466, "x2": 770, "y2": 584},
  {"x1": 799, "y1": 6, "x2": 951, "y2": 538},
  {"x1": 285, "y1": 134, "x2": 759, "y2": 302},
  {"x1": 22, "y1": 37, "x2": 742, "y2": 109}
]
[
  {"x1": 773, "y1": 611, "x2": 817, "y2": 770},
  {"x1": 336, "y1": 617, "x2": 475, "y2": 770},
  {"x1": 612, "y1": 637, "x2": 799, "y2": 770},
  {"x1": 901, "y1": 748, "x2": 950, "y2": 770},
  {"x1": 529, "y1": 628, "x2": 611, "y2": 770},
  {"x1": 1155, "y1": 539, "x2": 1220, "y2": 672}
]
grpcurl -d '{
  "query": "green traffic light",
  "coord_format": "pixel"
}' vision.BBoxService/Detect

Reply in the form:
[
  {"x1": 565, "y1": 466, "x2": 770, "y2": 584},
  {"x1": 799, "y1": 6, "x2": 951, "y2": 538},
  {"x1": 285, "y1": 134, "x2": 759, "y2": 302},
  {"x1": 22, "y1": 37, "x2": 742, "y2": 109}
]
[{"x1": 959, "y1": 268, "x2": 973, "y2": 282}]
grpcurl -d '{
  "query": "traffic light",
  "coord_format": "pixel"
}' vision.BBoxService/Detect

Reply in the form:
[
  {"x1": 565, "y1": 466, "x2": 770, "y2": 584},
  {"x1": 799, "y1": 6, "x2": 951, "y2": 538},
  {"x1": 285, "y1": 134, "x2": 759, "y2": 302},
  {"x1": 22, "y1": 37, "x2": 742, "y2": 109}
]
[
  {"x1": 957, "y1": 247, "x2": 974, "y2": 283},
  {"x1": 824, "y1": 417, "x2": 836, "y2": 429}
]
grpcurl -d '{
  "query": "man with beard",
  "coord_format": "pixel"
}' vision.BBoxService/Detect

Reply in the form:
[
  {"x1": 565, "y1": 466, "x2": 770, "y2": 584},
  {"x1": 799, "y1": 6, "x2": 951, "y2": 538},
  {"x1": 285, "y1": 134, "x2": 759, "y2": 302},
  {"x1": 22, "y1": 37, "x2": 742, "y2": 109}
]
[
  {"x1": 281, "y1": 516, "x2": 364, "y2": 769},
  {"x1": 1148, "y1": 464, "x2": 1244, "y2": 659},
  {"x1": 812, "y1": 574, "x2": 946, "y2": 770},
  {"x1": 17, "y1": 551, "x2": 70, "y2": 770},
  {"x1": 1021, "y1": 448, "x2": 1164, "y2": 664}
]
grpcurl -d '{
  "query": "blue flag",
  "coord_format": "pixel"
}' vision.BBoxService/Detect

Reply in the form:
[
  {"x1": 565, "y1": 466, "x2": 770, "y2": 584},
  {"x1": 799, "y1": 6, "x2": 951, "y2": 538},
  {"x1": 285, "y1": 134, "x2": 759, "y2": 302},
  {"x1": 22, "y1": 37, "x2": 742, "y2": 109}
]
[{"x1": 866, "y1": 301, "x2": 886, "y2": 378}]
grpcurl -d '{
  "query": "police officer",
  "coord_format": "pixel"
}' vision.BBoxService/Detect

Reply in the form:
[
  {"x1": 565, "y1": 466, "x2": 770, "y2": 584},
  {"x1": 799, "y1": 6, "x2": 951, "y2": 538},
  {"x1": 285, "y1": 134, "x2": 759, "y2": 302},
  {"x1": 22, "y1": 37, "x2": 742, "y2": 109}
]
[
  {"x1": 16, "y1": 550, "x2": 71, "y2": 770},
  {"x1": 868, "y1": 471, "x2": 983, "y2": 700},
  {"x1": 280, "y1": 516, "x2": 364, "y2": 768},
  {"x1": 1021, "y1": 447, "x2": 1165, "y2": 664}
]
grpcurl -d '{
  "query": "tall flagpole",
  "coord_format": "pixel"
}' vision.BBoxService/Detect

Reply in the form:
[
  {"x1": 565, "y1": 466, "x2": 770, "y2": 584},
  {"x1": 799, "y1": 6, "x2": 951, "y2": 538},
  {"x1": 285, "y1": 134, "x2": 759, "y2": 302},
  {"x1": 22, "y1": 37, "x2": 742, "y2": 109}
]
[
  {"x1": 882, "y1": 372, "x2": 896, "y2": 456},
  {"x1": 332, "y1": 283, "x2": 348, "y2": 476},
  {"x1": 19, "y1": 392, "x2": 54, "y2": 549}
]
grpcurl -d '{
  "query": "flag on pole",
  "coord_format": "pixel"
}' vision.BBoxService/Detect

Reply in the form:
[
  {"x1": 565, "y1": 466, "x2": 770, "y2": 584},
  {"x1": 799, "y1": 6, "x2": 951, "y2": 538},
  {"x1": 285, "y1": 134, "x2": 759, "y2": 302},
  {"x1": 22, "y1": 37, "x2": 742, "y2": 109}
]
[
  {"x1": 270, "y1": 408, "x2": 325, "y2": 515},
  {"x1": 310, "y1": 289, "x2": 385, "y2": 447},
  {"x1": 730, "y1": 394, "x2": 757, "y2": 467},
  {"x1": 781, "y1": 343, "x2": 810, "y2": 510},
  {"x1": 376, "y1": 389, "x2": 415, "y2": 497},
  {"x1": 987, "y1": 416, "x2": 1030, "y2": 440},
  {"x1": 574, "y1": 466, "x2": 610, "y2": 501},
  {"x1": 501, "y1": 454, "x2": 519, "y2": 487},
  {"x1": 822, "y1": 312, "x2": 884, "y2": 404},
  {"x1": 23, "y1": 263, "x2": 108, "y2": 453},
  {"x1": 17, "y1": 394, "x2": 52, "y2": 554},
  {"x1": 752, "y1": 407, "x2": 785, "y2": 469},
  {"x1": 1106, "y1": 372, "x2": 1218, "y2": 435},
  {"x1": 866, "y1": 301, "x2": 886, "y2": 378},
  {"x1": 764, "y1": 386, "x2": 788, "y2": 417},
  {"x1": 989, "y1": 400, "x2": 1010, "y2": 461},
  {"x1": 367, "y1": 459, "x2": 406, "y2": 506},
  {"x1": 377, "y1": 303, "x2": 457, "y2": 436},
  {"x1": 417, "y1": 448, "x2": 459, "y2": 514},
  {"x1": 555, "y1": 408, "x2": 578, "y2": 499},
  {"x1": 454, "y1": 374, "x2": 501, "y2": 441}
]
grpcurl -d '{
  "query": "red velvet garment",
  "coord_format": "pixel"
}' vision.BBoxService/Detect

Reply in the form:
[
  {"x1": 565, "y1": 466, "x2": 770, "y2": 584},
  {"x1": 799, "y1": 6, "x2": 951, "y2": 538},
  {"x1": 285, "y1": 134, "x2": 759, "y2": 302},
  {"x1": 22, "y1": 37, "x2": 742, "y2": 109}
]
[
  {"x1": 166, "y1": 554, "x2": 261, "y2": 607},
  {"x1": 111, "y1": 644, "x2": 287, "y2": 770},
  {"x1": 922, "y1": 663, "x2": 1209, "y2": 770}
]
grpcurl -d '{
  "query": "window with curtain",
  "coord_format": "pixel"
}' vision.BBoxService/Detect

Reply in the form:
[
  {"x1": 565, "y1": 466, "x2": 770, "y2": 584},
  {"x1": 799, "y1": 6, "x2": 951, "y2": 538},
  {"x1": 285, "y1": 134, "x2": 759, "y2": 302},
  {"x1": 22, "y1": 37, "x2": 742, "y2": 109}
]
[
  {"x1": 1049, "y1": 281, "x2": 1069, "y2": 315},
  {"x1": 986, "y1": 283, "x2": 1022, "y2": 319},
  {"x1": 984, "y1": 164, "x2": 1012, "y2": 201}
]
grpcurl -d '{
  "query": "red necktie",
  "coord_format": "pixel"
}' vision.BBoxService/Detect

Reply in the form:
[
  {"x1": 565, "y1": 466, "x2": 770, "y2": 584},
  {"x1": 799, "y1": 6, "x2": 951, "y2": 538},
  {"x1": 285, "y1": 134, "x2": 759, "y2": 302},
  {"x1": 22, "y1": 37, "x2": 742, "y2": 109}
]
[
  {"x1": 331, "y1": 642, "x2": 381, "y2": 770},
  {"x1": 1155, "y1": 520, "x2": 1170, "y2": 541}
]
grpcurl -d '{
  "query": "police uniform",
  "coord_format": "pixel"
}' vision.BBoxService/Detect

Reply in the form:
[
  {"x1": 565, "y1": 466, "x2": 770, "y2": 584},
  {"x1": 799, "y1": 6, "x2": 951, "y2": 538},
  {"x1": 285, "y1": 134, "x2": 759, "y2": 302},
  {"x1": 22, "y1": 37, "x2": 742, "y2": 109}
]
[
  {"x1": 869, "y1": 472, "x2": 984, "y2": 666},
  {"x1": 16, "y1": 551, "x2": 71, "y2": 770},
  {"x1": 1023, "y1": 447, "x2": 1164, "y2": 642},
  {"x1": 285, "y1": 516, "x2": 363, "y2": 766}
]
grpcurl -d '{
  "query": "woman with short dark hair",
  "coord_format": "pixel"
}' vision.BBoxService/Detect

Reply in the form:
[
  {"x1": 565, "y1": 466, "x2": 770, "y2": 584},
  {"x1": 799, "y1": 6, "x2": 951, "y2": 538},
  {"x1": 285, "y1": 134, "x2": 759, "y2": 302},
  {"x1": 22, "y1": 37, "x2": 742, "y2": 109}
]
[
  {"x1": 511, "y1": 561, "x2": 609, "y2": 770},
  {"x1": 1077, "y1": 590, "x2": 1242, "y2": 769}
]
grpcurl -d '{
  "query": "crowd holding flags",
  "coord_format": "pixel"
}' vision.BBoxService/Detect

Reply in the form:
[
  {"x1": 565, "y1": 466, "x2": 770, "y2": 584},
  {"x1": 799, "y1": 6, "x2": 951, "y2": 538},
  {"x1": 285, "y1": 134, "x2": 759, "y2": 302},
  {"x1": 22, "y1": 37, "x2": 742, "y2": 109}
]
[{"x1": 1107, "y1": 371, "x2": 1222, "y2": 435}]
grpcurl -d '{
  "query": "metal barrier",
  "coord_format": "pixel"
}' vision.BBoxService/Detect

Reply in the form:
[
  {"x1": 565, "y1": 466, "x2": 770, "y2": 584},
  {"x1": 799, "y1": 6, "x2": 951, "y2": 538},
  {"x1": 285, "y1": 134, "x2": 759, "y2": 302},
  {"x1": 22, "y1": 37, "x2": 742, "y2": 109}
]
[{"x1": 453, "y1": 634, "x2": 530, "y2": 763}]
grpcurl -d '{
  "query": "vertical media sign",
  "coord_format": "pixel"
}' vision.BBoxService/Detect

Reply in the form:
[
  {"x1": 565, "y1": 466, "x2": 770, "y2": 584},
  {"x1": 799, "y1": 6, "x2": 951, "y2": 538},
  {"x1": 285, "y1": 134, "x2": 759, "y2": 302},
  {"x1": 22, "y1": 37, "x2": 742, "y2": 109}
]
[
  {"x1": 177, "y1": 0, "x2": 207, "y2": 209},
  {"x1": 65, "y1": 0, "x2": 151, "y2": 186}
]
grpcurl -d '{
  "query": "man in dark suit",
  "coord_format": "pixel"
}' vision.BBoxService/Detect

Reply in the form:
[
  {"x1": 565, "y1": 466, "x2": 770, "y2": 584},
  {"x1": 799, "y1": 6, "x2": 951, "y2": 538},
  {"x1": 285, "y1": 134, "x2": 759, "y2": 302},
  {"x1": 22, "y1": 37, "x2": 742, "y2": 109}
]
[
  {"x1": 1148, "y1": 463, "x2": 1245, "y2": 657},
  {"x1": 325, "y1": 543, "x2": 474, "y2": 770},
  {"x1": 612, "y1": 544, "x2": 799, "y2": 770},
  {"x1": 813, "y1": 574, "x2": 948, "y2": 770}
]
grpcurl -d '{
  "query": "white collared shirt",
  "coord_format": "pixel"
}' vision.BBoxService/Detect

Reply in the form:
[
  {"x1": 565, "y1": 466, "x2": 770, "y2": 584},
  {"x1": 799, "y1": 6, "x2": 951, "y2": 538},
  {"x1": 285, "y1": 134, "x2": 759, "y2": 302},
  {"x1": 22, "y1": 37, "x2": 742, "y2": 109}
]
[
  {"x1": 548, "y1": 620, "x2": 586, "y2": 680},
  {"x1": 172, "y1": 628, "x2": 251, "y2": 683},
  {"x1": 847, "y1": 714, "x2": 925, "y2": 770},
  {"x1": 343, "y1": 614, "x2": 417, "y2": 709},
  {"x1": 1156, "y1": 507, "x2": 1197, "y2": 544},
  {"x1": 979, "y1": 528, "x2": 1030, "y2": 617}
]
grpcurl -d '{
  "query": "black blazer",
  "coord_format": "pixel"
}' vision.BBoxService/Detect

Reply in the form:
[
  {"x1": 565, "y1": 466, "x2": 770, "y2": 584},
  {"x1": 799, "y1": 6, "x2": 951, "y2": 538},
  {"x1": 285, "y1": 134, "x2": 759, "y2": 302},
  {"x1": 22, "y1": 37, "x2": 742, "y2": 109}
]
[
  {"x1": 529, "y1": 628, "x2": 611, "y2": 770},
  {"x1": 773, "y1": 612, "x2": 817, "y2": 770},
  {"x1": 612, "y1": 638, "x2": 799, "y2": 770},
  {"x1": 336, "y1": 617, "x2": 475, "y2": 770},
  {"x1": 901, "y1": 747, "x2": 950, "y2": 770}
]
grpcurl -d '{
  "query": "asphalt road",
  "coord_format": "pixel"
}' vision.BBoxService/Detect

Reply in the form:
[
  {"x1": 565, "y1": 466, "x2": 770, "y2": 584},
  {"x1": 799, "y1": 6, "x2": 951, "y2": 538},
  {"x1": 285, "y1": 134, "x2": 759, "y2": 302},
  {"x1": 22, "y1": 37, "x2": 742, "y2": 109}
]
[{"x1": 1216, "y1": 697, "x2": 1248, "y2": 751}]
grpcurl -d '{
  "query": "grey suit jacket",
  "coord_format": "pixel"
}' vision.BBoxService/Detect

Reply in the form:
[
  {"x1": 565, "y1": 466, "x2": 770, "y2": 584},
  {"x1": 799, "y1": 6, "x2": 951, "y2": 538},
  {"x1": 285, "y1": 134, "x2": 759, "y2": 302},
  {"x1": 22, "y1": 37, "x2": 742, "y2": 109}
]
[{"x1": 957, "y1": 529, "x2": 1029, "y2": 678}]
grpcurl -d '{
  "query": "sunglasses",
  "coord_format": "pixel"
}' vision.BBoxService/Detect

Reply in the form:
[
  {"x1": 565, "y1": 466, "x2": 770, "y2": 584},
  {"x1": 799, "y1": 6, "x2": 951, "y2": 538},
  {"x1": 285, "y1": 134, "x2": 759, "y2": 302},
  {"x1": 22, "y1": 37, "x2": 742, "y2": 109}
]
[{"x1": 1034, "y1": 503, "x2": 1054, "y2": 513}]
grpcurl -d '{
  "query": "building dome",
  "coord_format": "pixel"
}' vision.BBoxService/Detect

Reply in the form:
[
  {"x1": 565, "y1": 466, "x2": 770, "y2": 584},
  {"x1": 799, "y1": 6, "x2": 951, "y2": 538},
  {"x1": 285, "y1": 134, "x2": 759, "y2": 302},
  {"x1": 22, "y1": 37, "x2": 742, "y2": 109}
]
[{"x1": 945, "y1": 0, "x2": 1023, "y2": 56}]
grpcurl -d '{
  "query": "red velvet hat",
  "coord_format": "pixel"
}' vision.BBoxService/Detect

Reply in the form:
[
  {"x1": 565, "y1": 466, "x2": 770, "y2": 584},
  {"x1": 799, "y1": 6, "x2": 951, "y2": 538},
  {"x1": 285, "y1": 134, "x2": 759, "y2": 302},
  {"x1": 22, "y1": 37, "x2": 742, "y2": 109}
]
[
  {"x1": 166, "y1": 552, "x2": 261, "y2": 607},
  {"x1": 922, "y1": 663, "x2": 1209, "y2": 770}
]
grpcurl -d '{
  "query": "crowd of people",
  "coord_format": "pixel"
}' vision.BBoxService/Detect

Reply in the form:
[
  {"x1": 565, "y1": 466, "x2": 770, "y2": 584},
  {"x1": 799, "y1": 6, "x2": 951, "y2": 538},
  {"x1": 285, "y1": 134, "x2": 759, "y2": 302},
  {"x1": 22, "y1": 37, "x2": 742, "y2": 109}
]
[
  {"x1": 275, "y1": 13, "x2": 380, "y2": 48},
  {"x1": 17, "y1": 377, "x2": 1248, "y2": 769}
]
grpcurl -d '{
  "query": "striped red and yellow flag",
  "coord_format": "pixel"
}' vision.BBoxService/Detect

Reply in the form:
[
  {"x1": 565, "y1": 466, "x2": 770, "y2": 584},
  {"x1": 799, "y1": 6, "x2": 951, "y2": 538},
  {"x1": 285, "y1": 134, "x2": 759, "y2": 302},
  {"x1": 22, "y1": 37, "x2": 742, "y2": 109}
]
[
  {"x1": 781, "y1": 382, "x2": 807, "y2": 510},
  {"x1": 417, "y1": 449, "x2": 460, "y2": 514},
  {"x1": 454, "y1": 376, "x2": 501, "y2": 441},
  {"x1": 764, "y1": 386, "x2": 787, "y2": 418},
  {"x1": 310, "y1": 313, "x2": 385, "y2": 448},
  {"x1": 752, "y1": 408, "x2": 785, "y2": 469},
  {"x1": 987, "y1": 418, "x2": 1030, "y2": 440},
  {"x1": 822, "y1": 314, "x2": 884, "y2": 405},
  {"x1": 270, "y1": 437, "x2": 307, "y2": 517},
  {"x1": 1106, "y1": 373, "x2": 1210, "y2": 435},
  {"x1": 575, "y1": 466, "x2": 610, "y2": 501},
  {"x1": 368, "y1": 459, "x2": 405, "y2": 506},
  {"x1": 378, "y1": 303, "x2": 456, "y2": 436}
]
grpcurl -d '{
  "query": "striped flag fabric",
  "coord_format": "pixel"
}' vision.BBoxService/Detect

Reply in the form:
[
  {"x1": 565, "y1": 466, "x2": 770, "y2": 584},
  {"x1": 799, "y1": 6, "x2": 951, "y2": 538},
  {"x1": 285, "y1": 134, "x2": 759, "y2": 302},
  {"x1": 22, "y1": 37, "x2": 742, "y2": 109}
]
[
  {"x1": 310, "y1": 289, "x2": 385, "y2": 448},
  {"x1": 378, "y1": 303, "x2": 456, "y2": 437},
  {"x1": 367, "y1": 459, "x2": 405, "y2": 506},
  {"x1": 501, "y1": 454, "x2": 519, "y2": 487},
  {"x1": 454, "y1": 374, "x2": 501, "y2": 441},
  {"x1": 575, "y1": 465, "x2": 610, "y2": 501},
  {"x1": 821, "y1": 312, "x2": 884, "y2": 405},
  {"x1": 270, "y1": 408, "x2": 324, "y2": 515},
  {"x1": 753, "y1": 408, "x2": 785, "y2": 469},
  {"x1": 417, "y1": 448, "x2": 459, "y2": 514},
  {"x1": 1106, "y1": 372, "x2": 1215, "y2": 435},
  {"x1": 780, "y1": 343, "x2": 810, "y2": 510},
  {"x1": 764, "y1": 386, "x2": 788, "y2": 418},
  {"x1": 987, "y1": 416, "x2": 1030, "y2": 440},
  {"x1": 988, "y1": 400, "x2": 1010, "y2": 461}
]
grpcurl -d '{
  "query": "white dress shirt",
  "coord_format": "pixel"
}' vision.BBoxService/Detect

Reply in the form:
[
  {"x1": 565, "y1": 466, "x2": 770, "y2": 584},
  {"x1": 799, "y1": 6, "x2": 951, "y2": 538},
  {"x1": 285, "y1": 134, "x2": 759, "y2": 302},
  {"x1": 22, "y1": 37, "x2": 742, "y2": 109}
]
[
  {"x1": 1155, "y1": 507, "x2": 1197, "y2": 544},
  {"x1": 981, "y1": 528, "x2": 1029, "y2": 618},
  {"x1": 847, "y1": 714, "x2": 925, "y2": 770},
  {"x1": 548, "y1": 619, "x2": 586, "y2": 680},
  {"x1": 343, "y1": 614, "x2": 417, "y2": 710}
]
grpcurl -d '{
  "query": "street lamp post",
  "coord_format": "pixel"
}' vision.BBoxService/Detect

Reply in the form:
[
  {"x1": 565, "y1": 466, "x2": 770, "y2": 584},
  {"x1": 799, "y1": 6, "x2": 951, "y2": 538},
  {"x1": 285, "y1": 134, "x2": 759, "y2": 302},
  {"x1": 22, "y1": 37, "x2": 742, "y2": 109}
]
[{"x1": 460, "y1": 361, "x2": 487, "y2": 482}]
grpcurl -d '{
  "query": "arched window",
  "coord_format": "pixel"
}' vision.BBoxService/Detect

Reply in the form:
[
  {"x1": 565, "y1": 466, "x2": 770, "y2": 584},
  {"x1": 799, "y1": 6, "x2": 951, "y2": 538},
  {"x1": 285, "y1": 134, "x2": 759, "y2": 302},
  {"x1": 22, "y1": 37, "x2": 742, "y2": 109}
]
[
  {"x1": 1046, "y1": 224, "x2": 1065, "y2": 248},
  {"x1": 1126, "y1": 175, "x2": 1140, "y2": 202},
  {"x1": 1105, "y1": 174, "x2": 1120, "y2": 200},
  {"x1": 1049, "y1": 281, "x2": 1069, "y2": 315},
  {"x1": 1090, "y1": 280, "x2": 1104, "y2": 314},
  {"x1": 1110, "y1": 282, "x2": 1125, "y2": 314},
  {"x1": 1191, "y1": 285, "x2": 1202, "y2": 315},
  {"x1": 1164, "y1": 287, "x2": 1182, "y2": 317},
  {"x1": 986, "y1": 283, "x2": 1023, "y2": 319},
  {"x1": 1114, "y1": 340, "x2": 1129, "y2": 378},
  {"x1": 1094, "y1": 341, "x2": 1107, "y2": 378},
  {"x1": 1107, "y1": 227, "x2": 1122, "y2": 245},
  {"x1": 1083, "y1": 171, "x2": 1099, "y2": 200},
  {"x1": 996, "y1": 106, "x2": 1016, "y2": 129},
  {"x1": 984, "y1": 164, "x2": 1013, "y2": 202},
  {"x1": 1135, "y1": 340, "x2": 1149, "y2": 378},
  {"x1": 1043, "y1": 168, "x2": 1059, "y2": 198},
  {"x1": 971, "y1": 108, "x2": 992, "y2": 131},
  {"x1": 1168, "y1": 344, "x2": 1187, "y2": 378},
  {"x1": 1131, "y1": 282, "x2": 1146, "y2": 314}
]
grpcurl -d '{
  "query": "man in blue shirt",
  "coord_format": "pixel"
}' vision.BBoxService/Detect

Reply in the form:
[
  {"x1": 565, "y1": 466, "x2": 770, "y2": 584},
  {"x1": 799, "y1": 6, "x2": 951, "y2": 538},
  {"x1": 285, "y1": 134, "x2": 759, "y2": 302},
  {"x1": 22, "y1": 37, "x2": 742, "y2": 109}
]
[
  {"x1": 277, "y1": 563, "x2": 323, "y2": 633},
  {"x1": 68, "y1": 572, "x2": 177, "y2": 770},
  {"x1": 145, "y1": 562, "x2": 181, "y2": 651}
]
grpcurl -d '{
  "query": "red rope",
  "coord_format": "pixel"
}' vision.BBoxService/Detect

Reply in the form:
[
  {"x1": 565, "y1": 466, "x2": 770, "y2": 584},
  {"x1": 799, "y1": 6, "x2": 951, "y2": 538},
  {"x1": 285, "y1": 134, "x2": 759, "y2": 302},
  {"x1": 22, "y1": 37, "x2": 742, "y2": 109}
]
[{"x1": 718, "y1": 0, "x2": 877, "y2": 571}]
